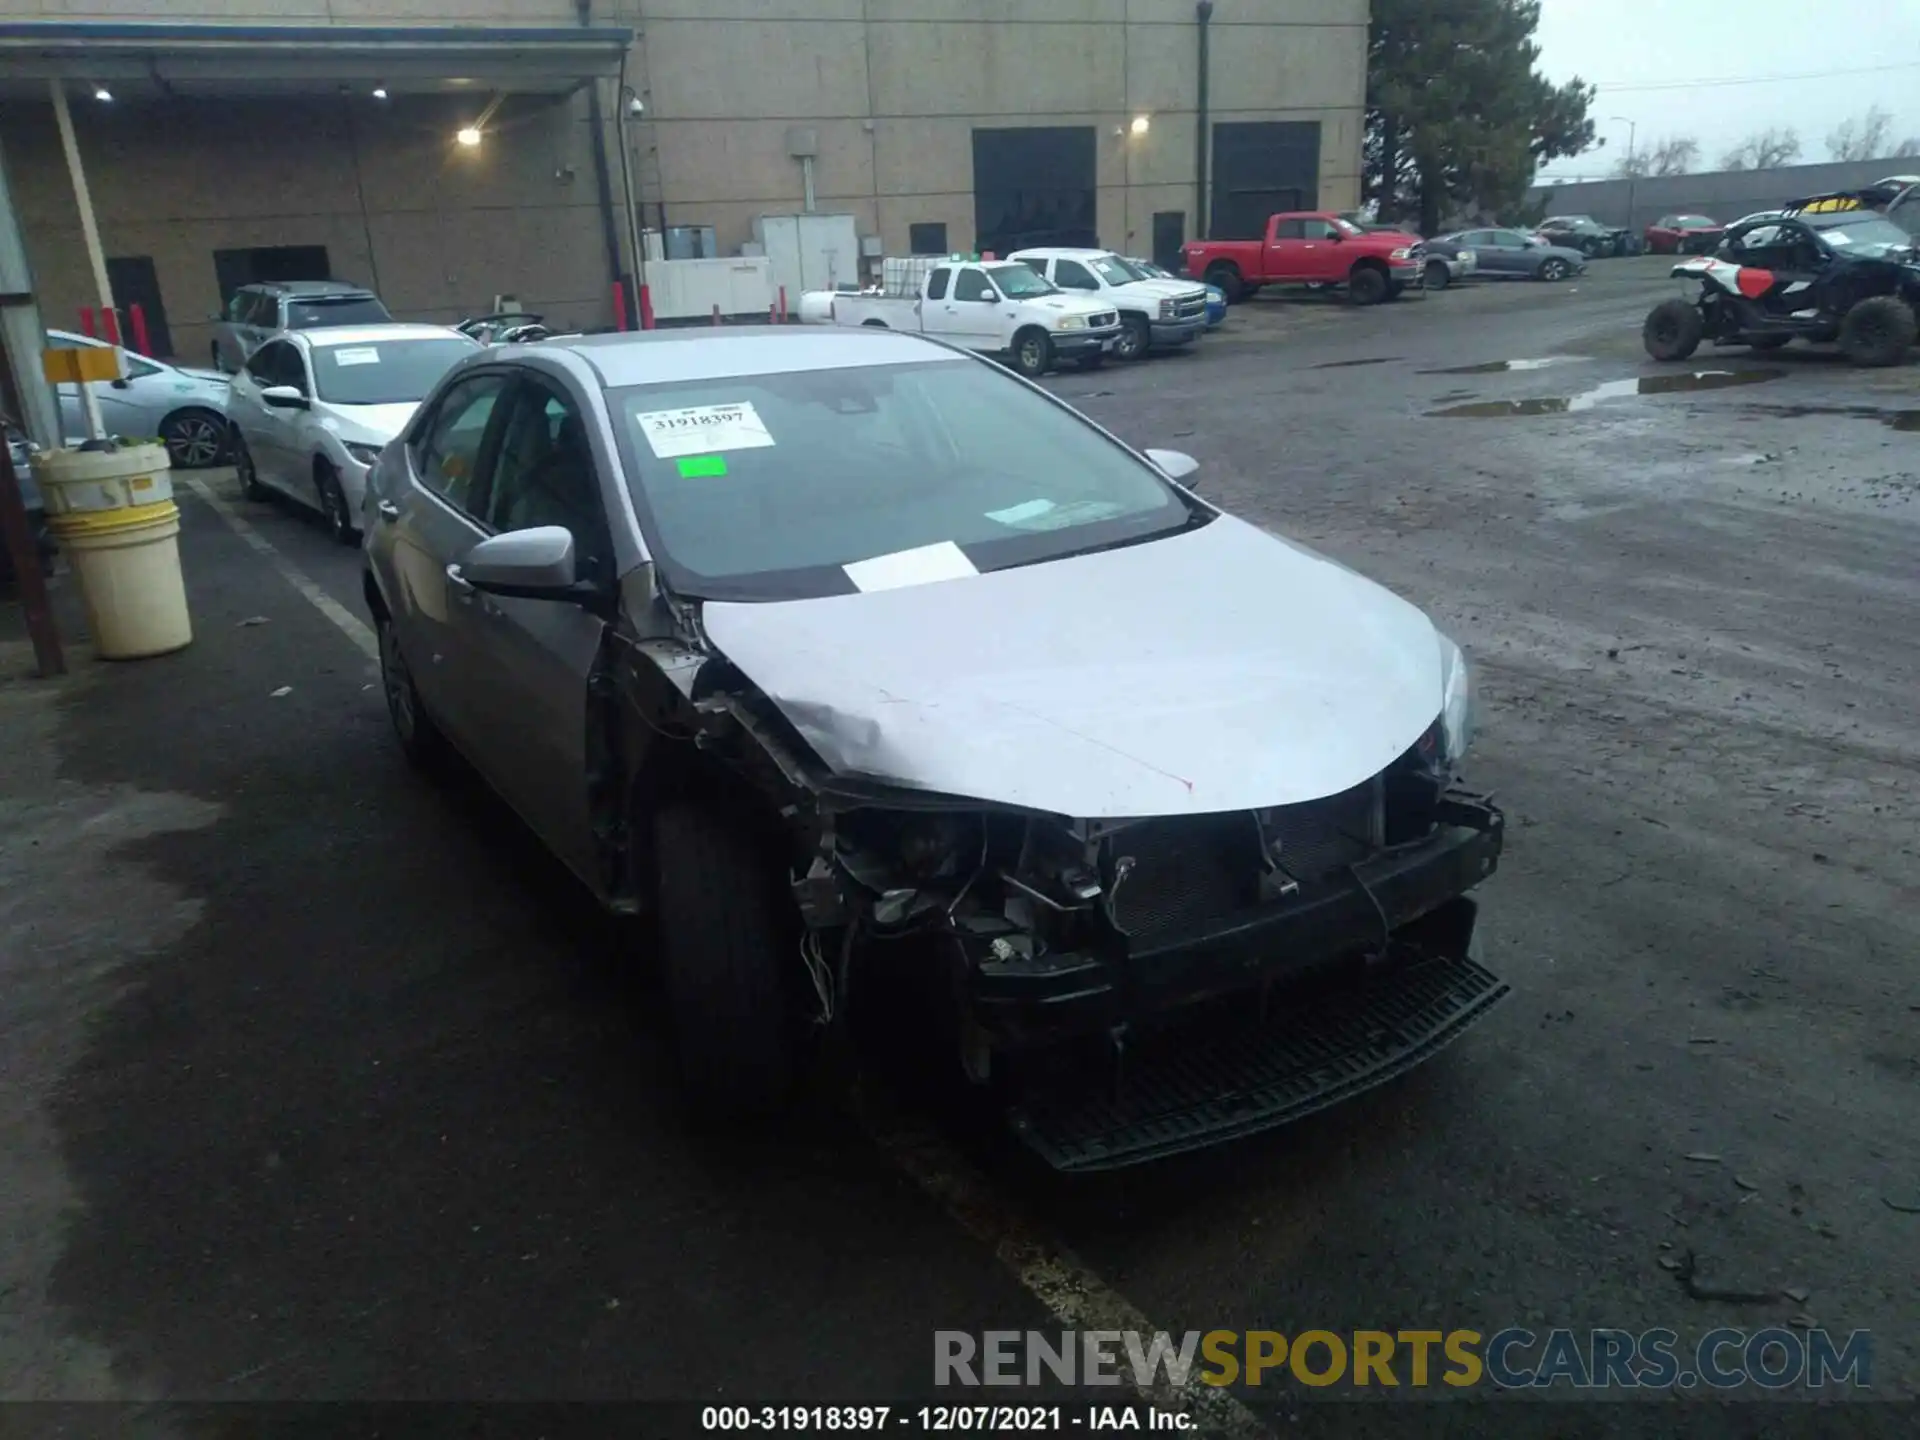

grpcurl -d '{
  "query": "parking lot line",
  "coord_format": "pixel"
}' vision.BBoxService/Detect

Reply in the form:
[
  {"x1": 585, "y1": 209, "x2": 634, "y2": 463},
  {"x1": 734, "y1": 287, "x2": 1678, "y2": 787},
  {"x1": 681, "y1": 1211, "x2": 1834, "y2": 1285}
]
[
  {"x1": 174, "y1": 477, "x2": 1267, "y2": 1434},
  {"x1": 181, "y1": 476, "x2": 377, "y2": 662}
]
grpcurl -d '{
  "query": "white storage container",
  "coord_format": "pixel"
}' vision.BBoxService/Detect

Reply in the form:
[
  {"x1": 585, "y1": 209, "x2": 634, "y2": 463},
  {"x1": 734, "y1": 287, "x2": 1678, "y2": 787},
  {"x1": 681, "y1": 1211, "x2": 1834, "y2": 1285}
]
[
  {"x1": 753, "y1": 214, "x2": 862, "y2": 307},
  {"x1": 644, "y1": 257, "x2": 775, "y2": 321}
]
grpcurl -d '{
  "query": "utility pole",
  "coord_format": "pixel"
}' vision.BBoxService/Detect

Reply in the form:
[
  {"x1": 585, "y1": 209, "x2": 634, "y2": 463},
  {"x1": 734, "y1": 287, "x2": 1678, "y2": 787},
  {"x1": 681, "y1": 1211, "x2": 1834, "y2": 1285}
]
[{"x1": 1609, "y1": 115, "x2": 1639, "y2": 233}]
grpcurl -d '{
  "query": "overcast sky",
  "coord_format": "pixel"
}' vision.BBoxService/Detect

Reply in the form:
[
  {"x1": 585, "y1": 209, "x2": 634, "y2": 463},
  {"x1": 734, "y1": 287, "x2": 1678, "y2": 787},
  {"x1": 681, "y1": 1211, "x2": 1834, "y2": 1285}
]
[{"x1": 1532, "y1": 0, "x2": 1920, "y2": 179}]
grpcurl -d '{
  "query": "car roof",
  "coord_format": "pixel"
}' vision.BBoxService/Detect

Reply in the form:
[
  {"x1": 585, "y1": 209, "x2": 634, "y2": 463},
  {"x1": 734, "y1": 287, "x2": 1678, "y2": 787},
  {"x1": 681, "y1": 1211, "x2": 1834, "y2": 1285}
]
[
  {"x1": 1006, "y1": 247, "x2": 1118, "y2": 259},
  {"x1": 250, "y1": 279, "x2": 375, "y2": 296},
  {"x1": 294, "y1": 323, "x2": 473, "y2": 349},
  {"x1": 547, "y1": 325, "x2": 962, "y2": 390}
]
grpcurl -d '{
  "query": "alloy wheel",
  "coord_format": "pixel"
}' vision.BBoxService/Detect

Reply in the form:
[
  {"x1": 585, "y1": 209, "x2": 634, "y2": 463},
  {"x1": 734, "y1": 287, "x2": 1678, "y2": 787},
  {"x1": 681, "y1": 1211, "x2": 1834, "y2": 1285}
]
[{"x1": 162, "y1": 413, "x2": 225, "y2": 468}]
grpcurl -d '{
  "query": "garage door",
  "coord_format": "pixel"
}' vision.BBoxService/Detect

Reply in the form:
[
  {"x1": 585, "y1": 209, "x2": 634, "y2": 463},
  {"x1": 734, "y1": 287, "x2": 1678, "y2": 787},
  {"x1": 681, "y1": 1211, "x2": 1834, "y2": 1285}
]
[
  {"x1": 972, "y1": 126, "x2": 1097, "y2": 257},
  {"x1": 1210, "y1": 122, "x2": 1321, "y2": 240}
]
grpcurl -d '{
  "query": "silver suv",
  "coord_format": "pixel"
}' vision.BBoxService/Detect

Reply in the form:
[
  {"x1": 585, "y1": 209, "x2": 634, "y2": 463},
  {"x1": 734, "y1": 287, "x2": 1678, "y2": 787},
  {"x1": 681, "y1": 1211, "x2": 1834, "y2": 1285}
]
[{"x1": 210, "y1": 280, "x2": 392, "y2": 374}]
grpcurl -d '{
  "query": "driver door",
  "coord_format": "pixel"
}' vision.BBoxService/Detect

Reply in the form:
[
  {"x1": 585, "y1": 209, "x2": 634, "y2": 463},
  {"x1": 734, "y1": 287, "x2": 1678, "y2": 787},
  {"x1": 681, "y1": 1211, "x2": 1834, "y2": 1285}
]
[
  {"x1": 448, "y1": 376, "x2": 614, "y2": 890},
  {"x1": 947, "y1": 267, "x2": 1006, "y2": 348}
]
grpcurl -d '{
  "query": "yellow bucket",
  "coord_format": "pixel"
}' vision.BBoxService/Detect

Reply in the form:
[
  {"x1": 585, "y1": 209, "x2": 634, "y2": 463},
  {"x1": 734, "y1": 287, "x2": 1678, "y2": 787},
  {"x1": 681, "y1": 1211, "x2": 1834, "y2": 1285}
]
[{"x1": 49, "y1": 499, "x2": 194, "y2": 660}]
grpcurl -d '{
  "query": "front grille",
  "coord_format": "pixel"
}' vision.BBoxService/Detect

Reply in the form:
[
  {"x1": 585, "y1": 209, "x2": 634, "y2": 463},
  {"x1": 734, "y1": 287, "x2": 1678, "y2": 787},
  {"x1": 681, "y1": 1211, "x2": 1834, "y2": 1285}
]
[
  {"x1": 1175, "y1": 293, "x2": 1207, "y2": 319},
  {"x1": 1263, "y1": 780, "x2": 1379, "y2": 882},
  {"x1": 1107, "y1": 815, "x2": 1260, "y2": 943}
]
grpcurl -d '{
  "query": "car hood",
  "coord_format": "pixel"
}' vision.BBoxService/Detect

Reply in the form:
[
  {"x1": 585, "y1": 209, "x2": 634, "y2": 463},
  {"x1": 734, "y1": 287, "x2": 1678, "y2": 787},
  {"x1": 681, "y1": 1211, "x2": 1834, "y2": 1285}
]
[
  {"x1": 316, "y1": 401, "x2": 419, "y2": 445},
  {"x1": 701, "y1": 514, "x2": 1446, "y2": 819},
  {"x1": 175, "y1": 366, "x2": 230, "y2": 386},
  {"x1": 1117, "y1": 277, "x2": 1207, "y2": 301},
  {"x1": 1023, "y1": 293, "x2": 1121, "y2": 319}
]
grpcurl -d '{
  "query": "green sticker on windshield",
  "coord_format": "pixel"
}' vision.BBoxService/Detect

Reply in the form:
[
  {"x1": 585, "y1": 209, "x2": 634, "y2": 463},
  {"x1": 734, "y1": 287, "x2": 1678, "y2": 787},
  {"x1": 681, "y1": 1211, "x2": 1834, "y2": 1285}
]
[{"x1": 676, "y1": 454, "x2": 728, "y2": 478}]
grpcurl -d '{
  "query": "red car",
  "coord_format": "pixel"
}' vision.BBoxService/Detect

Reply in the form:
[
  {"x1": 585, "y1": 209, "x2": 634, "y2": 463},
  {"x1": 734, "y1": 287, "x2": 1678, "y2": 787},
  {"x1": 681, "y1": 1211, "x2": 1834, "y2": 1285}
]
[
  {"x1": 1181, "y1": 212, "x2": 1424, "y2": 306},
  {"x1": 1643, "y1": 214, "x2": 1724, "y2": 255}
]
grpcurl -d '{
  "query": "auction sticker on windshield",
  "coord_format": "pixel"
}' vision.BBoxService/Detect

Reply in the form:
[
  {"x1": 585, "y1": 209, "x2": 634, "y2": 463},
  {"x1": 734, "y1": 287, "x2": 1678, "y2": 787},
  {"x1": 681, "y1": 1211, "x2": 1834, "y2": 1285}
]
[
  {"x1": 637, "y1": 401, "x2": 774, "y2": 459},
  {"x1": 333, "y1": 347, "x2": 380, "y2": 366}
]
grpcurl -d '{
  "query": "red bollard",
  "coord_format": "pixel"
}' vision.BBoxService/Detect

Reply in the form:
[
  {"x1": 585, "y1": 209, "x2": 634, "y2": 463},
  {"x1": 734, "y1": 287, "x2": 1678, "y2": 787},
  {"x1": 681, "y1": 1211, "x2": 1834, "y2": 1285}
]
[
  {"x1": 101, "y1": 307, "x2": 121, "y2": 346},
  {"x1": 778, "y1": 286, "x2": 788, "y2": 323},
  {"x1": 769, "y1": 301, "x2": 776, "y2": 323},
  {"x1": 129, "y1": 303, "x2": 151, "y2": 356},
  {"x1": 78, "y1": 307, "x2": 96, "y2": 337},
  {"x1": 612, "y1": 280, "x2": 628, "y2": 332},
  {"x1": 639, "y1": 285, "x2": 654, "y2": 330}
]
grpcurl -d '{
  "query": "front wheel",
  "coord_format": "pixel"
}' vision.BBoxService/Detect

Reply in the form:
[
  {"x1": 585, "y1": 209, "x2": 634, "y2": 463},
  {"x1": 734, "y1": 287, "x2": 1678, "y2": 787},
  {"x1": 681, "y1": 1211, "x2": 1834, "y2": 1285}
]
[
  {"x1": 1010, "y1": 327, "x2": 1053, "y2": 378},
  {"x1": 1837, "y1": 295, "x2": 1917, "y2": 367},
  {"x1": 232, "y1": 431, "x2": 269, "y2": 501},
  {"x1": 1424, "y1": 260, "x2": 1451, "y2": 292},
  {"x1": 653, "y1": 804, "x2": 800, "y2": 1119},
  {"x1": 1537, "y1": 258, "x2": 1571, "y2": 282},
  {"x1": 315, "y1": 463, "x2": 356, "y2": 546},
  {"x1": 378, "y1": 614, "x2": 449, "y2": 773},
  {"x1": 1347, "y1": 266, "x2": 1388, "y2": 305},
  {"x1": 1643, "y1": 297, "x2": 1704, "y2": 361},
  {"x1": 1114, "y1": 314, "x2": 1151, "y2": 361}
]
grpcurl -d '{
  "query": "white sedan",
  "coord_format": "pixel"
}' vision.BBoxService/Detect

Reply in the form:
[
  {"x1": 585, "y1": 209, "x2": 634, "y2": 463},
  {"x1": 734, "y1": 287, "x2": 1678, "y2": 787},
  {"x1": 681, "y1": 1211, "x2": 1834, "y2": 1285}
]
[
  {"x1": 46, "y1": 330, "x2": 232, "y2": 468},
  {"x1": 225, "y1": 323, "x2": 479, "y2": 544}
]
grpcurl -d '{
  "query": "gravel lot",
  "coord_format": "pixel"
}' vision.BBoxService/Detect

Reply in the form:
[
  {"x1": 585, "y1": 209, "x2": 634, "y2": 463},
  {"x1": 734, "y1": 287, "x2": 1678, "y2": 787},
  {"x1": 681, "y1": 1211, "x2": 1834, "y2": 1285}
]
[{"x1": 3, "y1": 255, "x2": 1916, "y2": 1429}]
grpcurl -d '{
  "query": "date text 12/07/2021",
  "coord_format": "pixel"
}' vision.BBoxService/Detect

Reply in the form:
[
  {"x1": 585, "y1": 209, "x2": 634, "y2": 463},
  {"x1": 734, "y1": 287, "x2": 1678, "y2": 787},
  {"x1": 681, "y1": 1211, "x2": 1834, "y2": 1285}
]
[{"x1": 701, "y1": 1405, "x2": 1194, "y2": 1431}]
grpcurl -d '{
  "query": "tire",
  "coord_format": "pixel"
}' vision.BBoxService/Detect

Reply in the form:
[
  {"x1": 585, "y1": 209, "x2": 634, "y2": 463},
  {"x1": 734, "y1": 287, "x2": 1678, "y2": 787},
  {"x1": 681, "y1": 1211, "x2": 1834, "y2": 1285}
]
[
  {"x1": 1114, "y1": 314, "x2": 1151, "y2": 361},
  {"x1": 1347, "y1": 265, "x2": 1388, "y2": 305},
  {"x1": 314, "y1": 462, "x2": 356, "y2": 545},
  {"x1": 1010, "y1": 327, "x2": 1052, "y2": 378},
  {"x1": 1204, "y1": 263, "x2": 1244, "y2": 304},
  {"x1": 378, "y1": 613, "x2": 449, "y2": 773},
  {"x1": 1643, "y1": 297, "x2": 1705, "y2": 361},
  {"x1": 1537, "y1": 258, "x2": 1571, "y2": 282},
  {"x1": 1424, "y1": 260, "x2": 1451, "y2": 292},
  {"x1": 1748, "y1": 335, "x2": 1792, "y2": 351},
  {"x1": 1836, "y1": 294, "x2": 1917, "y2": 368},
  {"x1": 159, "y1": 408, "x2": 228, "y2": 469},
  {"x1": 232, "y1": 431, "x2": 269, "y2": 501},
  {"x1": 652, "y1": 804, "x2": 798, "y2": 1119}
]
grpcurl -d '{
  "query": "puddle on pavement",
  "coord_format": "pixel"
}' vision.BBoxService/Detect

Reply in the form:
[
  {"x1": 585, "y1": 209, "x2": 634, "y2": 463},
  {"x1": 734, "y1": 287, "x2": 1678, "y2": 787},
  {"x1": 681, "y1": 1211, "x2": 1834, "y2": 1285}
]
[
  {"x1": 1741, "y1": 403, "x2": 1920, "y2": 432},
  {"x1": 1419, "y1": 356, "x2": 1586, "y2": 375},
  {"x1": 1313, "y1": 356, "x2": 1402, "y2": 369},
  {"x1": 1427, "y1": 369, "x2": 1786, "y2": 418}
]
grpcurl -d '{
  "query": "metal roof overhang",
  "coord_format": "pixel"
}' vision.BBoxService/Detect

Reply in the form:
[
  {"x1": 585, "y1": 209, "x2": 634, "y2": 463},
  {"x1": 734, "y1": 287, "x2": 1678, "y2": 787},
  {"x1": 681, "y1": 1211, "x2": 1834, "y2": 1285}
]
[{"x1": 0, "y1": 22, "x2": 633, "y2": 101}]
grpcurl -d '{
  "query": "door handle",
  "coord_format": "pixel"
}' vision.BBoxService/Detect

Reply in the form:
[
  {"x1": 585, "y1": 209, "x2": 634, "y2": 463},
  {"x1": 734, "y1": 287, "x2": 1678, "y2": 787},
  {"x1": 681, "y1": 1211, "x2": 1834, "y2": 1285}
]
[{"x1": 375, "y1": 499, "x2": 400, "y2": 522}]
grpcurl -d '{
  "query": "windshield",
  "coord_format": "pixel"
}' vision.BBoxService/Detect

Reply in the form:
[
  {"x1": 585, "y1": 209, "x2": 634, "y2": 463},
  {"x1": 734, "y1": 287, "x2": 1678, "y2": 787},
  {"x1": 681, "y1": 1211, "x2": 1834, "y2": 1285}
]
[
  {"x1": 287, "y1": 296, "x2": 392, "y2": 329},
  {"x1": 988, "y1": 264, "x2": 1058, "y2": 298},
  {"x1": 1331, "y1": 217, "x2": 1365, "y2": 236},
  {"x1": 612, "y1": 358, "x2": 1199, "y2": 602},
  {"x1": 1087, "y1": 255, "x2": 1137, "y2": 285},
  {"x1": 1122, "y1": 258, "x2": 1170, "y2": 280},
  {"x1": 311, "y1": 337, "x2": 478, "y2": 405},
  {"x1": 1810, "y1": 213, "x2": 1918, "y2": 256}
]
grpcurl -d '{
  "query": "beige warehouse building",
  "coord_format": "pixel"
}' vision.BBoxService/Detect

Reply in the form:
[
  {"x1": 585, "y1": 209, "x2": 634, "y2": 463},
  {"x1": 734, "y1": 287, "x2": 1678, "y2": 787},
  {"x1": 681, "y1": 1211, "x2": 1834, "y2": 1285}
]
[{"x1": 0, "y1": 1, "x2": 1366, "y2": 364}]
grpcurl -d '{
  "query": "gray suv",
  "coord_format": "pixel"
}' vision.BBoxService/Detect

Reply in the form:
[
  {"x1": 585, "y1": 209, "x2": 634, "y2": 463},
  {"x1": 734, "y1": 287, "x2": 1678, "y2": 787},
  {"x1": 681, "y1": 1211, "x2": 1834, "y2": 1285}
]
[{"x1": 211, "y1": 280, "x2": 393, "y2": 373}]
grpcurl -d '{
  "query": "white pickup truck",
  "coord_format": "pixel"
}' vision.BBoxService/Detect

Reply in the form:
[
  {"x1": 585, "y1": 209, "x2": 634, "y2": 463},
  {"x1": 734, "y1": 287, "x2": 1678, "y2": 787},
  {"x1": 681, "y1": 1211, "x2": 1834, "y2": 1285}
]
[
  {"x1": 1007, "y1": 247, "x2": 1210, "y2": 360},
  {"x1": 815, "y1": 258, "x2": 1122, "y2": 376}
]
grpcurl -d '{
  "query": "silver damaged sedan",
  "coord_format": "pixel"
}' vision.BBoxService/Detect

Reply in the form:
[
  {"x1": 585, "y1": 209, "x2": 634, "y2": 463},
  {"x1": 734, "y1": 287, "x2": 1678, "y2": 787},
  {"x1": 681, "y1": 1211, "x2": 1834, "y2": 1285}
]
[{"x1": 362, "y1": 327, "x2": 1508, "y2": 1170}]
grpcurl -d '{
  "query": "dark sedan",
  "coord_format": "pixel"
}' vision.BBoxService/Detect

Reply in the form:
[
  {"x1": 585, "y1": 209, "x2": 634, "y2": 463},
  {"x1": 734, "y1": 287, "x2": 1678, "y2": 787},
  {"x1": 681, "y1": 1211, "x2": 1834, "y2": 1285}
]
[
  {"x1": 1428, "y1": 227, "x2": 1588, "y2": 282},
  {"x1": 1537, "y1": 214, "x2": 1638, "y2": 257}
]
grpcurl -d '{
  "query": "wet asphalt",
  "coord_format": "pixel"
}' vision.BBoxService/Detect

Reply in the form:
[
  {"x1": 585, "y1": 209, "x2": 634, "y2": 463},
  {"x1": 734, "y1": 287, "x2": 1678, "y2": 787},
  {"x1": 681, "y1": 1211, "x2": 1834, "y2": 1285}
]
[{"x1": 2, "y1": 255, "x2": 1917, "y2": 1431}]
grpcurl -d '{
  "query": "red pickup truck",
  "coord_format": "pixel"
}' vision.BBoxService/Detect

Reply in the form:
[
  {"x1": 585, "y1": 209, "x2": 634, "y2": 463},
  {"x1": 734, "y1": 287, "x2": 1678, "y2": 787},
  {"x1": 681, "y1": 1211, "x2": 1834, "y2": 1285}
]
[{"x1": 1182, "y1": 213, "x2": 1425, "y2": 305}]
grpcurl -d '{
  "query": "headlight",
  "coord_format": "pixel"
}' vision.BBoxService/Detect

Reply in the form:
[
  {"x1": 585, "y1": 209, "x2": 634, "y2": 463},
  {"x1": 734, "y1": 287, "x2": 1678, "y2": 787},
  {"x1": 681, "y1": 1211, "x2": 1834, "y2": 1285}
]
[
  {"x1": 1461, "y1": 249, "x2": 1476, "y2": 262},
  {"x1": 1437, "y1": 631, "x2": 1475, "y2": 764},
  {"x1": 1056, "y1": 315, "x2": 1087, "y2": 331},
  {"x1": 344, "y1": 441, "x2": 383, "y2": 467},
  {"x1": 1157, "y1": 297, "x2": 1175, "y2": 319},
  {"x1": 1390, "y1": 247, "x2": 1414, "y2": 260}
]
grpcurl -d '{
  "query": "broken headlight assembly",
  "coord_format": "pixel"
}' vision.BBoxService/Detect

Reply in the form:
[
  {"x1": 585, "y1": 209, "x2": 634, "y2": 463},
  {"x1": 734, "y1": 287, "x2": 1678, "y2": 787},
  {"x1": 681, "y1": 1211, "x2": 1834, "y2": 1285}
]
[{"x1": 1438, "y1": 631, "x2": 1475, "y2": 765}]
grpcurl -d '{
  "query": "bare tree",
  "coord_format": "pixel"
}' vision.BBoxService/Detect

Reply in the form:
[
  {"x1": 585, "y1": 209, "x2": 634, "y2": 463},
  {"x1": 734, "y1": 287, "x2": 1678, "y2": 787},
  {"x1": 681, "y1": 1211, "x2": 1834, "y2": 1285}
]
[
  {"x1": 1825, "y1": 106, "x2": 1896, "y2": 161},
  {"x1": 1719, "y1": 128, "x2": 1802, "y2": 171},
  {"x1": 1612, "y1": 135, "x2": 1699, "y2": 177},
  {"x1": 1893, "y1": 136, "x2": 1920, "y2": 159}
]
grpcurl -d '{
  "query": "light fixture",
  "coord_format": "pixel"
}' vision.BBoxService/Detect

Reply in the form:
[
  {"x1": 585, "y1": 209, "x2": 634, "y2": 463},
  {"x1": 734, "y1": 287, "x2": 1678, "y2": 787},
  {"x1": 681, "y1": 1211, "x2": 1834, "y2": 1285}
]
[
  {"x1": 456, "y1": 126, "x2": 482, "y2": 147},
  {"x1": 1129, "y1": 114, "x2": 1150, "y2": 136},
  {"x1": 371, "y1": 86, "x2": 388, "y2": 100},
  {"x1": 92, "y1": 85, "x2": 113, "y2": 103}
]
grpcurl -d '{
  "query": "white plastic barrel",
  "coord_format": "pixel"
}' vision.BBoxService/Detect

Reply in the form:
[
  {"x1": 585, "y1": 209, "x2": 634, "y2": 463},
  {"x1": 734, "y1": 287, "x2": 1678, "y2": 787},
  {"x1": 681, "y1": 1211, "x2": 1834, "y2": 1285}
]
[{"x1": 36, "y1": 444, "x2": 193, "y2": 660}]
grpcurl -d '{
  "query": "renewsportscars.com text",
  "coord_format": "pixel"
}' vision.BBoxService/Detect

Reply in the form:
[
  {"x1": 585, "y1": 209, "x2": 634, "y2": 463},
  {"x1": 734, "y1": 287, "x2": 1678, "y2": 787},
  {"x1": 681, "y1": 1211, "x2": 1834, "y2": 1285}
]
[{"x1": 935, "y1": 1327, "x2": 1872, "y2": 1391}]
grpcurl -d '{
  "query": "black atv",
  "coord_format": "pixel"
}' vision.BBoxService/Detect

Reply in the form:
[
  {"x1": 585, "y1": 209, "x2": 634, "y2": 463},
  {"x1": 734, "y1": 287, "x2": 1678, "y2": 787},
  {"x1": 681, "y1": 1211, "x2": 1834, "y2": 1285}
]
[{"x1": 1642, "y1": 182, "x2": 1920, "y2": 368}]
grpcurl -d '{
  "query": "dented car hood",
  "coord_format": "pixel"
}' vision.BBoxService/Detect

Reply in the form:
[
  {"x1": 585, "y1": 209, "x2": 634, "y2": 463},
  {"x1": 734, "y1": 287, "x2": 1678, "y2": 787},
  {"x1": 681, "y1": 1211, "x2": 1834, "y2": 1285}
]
[{"x1": 700, "y1": 515, "x2": 1446, "y2": 819}]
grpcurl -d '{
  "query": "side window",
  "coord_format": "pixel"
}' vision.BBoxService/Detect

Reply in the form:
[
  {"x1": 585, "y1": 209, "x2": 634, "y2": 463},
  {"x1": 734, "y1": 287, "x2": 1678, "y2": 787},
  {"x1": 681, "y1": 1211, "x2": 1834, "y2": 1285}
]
[
  {"x1": 1054, "y1": 259, "x2": 1098, "y2": 290},
  {"x1": 245, "y1": 340, "x2": 292, "y2": 387},
  {"x1": 227, "y1": 291, "x2": 252, "y2": 323},
  {"x1": 926, "y1": 267, "x2": 950, "y2": 301},
  {"x1": 1305, "y1": 220, "x2": 1340, "y2": 240},
  {"x1": 126, "y1": 358, "x2": 161, "y2": 380},
  {"x1": 248, "y1": 292, "x2": 280, "y2": 328},
  {"x1": 478, "y1": 383, "x2": 612, "y2": 581},
  {"x1": 413, "y1": 374, "x2": 509, "y2": 515},
  {"x1": 952, "y1": 269, "x2": 995, "y2": 302},
  {"x1": 1017, "y1": 258, "x2": 1047, "y2": 277},
  {"x1": 1274, "y1": 219, "x2": 1306, "y2": 240}
]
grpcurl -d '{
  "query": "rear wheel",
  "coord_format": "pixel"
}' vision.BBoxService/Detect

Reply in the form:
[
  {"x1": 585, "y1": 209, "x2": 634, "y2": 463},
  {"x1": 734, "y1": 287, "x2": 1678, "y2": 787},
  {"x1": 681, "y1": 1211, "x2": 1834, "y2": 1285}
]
[
  {"x1": 1010, "y1": 327, "x2": 1053, "y2": 378},
  {"x1": 159, "y1": 408, "x2": 227, "y2": 469},
  {"x1": 1114, "y1": 314, "x2": 1151, "y2": 361},
  {"x1": 1204, "y1": 263, "x2": 1244, "y2": 304},
  {"x1": 1347, "y1": 265, "x2": 1388, "y2": 305},
  {"x1": 1643, "y1": 297, "x2": 1704, "y2": 361},
  {"x1": 232, "y1": 431, "x2": 268, "y2": 501},
  {"x1": 314, "y1": 461, "x2": 355, "y2": 545},
  {"x1": 1423, "y1": 260, "x2": 1451, "y2": 291},
  {"x1": 653, "y1": 804, "x2": 799, "y2": 1119},
  {"x1": 1837, "y1": 295, "x2": 1917, "y2": 367}
]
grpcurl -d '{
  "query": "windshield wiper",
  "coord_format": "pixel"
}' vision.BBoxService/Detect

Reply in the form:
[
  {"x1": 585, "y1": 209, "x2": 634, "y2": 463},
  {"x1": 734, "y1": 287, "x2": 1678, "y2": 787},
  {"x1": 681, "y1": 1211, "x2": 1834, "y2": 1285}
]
[{"x1": 988, "y1": 509, "x2": 1213, "y2": 573}]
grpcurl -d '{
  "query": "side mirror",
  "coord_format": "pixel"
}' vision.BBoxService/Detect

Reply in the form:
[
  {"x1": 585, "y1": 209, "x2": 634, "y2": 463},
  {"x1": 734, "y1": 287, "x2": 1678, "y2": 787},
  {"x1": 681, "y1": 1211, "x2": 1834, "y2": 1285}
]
[
  {"x1": 260, "y1": 385, "x2": 309, "y2": 410},
  {"x1": 111, "y1": 378, "x2": 131, "y2": 390},
  {"x1": 459, "y1": 525, "x2": 602, "y2": 608},
  {"x1": 1145, "y1": 447, "x2": 1201, "y2": 486},
  {"x1": 1329, "y1": 230, "x2": 1345, "y2": 243}
]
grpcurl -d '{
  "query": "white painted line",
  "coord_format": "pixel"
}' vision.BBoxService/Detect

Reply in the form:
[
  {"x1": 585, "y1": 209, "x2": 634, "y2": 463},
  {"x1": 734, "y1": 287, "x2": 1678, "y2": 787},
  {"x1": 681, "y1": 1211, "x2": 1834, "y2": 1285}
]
[
  {"x1": 184, "y1": 474, "x2": 1261, "y2": 1435},
  {"x1": 853, "y1": 1085, "x2": 1271, "y2": 1437},
  {"x1": 181, "y1": 477, "x2": 377, "y2": 661}
]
